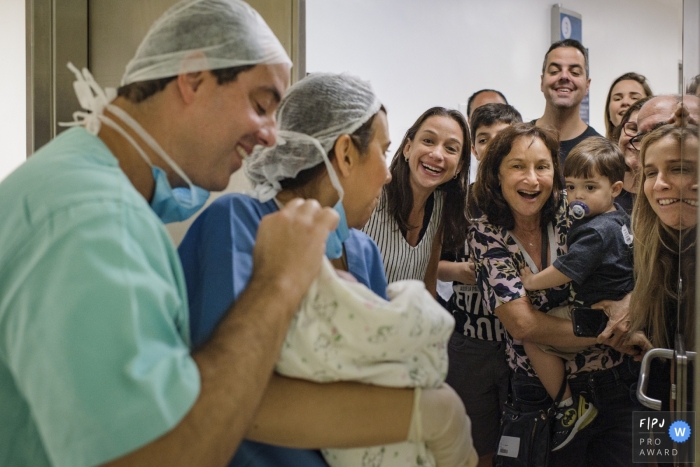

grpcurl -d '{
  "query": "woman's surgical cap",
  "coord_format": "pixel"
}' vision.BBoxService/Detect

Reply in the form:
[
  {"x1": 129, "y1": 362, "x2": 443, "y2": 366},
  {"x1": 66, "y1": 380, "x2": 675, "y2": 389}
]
[
  {"x1": 121, "y1": 0, "x2": 291, "y2": 86},
  {"x1": 244, "y1": 73, "x2": 382, "y2": 202}
]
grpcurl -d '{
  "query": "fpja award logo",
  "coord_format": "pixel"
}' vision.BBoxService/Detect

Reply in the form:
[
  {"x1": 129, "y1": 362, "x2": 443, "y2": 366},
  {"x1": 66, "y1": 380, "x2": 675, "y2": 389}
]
[{"x1": 633, "y1": 412, "x2": 695, "y2": 463}]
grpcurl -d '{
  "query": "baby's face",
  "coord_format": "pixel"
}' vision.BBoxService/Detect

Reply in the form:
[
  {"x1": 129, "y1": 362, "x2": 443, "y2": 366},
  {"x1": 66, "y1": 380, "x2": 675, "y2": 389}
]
[{"x1": 565, "y1": 171, "x2": 621, "y2": 217}]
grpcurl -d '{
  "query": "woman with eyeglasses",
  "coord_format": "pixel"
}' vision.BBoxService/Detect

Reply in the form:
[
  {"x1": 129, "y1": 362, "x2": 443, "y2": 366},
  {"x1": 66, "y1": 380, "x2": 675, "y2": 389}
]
[
  {"x1": 611, "y1": 97, "x2": 652, "y2": 215},
  {"x1": 603, "y1": 72, "x2": 653, "y2": 141}
]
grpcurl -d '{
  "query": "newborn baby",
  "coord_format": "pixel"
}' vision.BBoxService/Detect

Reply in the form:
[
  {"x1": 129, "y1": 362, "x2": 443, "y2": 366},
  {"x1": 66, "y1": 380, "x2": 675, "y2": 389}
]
[{"x1": 276, "y1": 258, "x2": 472, "y2": 467}]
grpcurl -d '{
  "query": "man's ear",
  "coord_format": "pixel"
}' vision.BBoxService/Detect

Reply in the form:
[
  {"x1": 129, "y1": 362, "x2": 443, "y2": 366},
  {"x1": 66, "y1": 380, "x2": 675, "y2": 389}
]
[
  {"x1": 611, "y1": 180, "x2": 624, "y2": 197},
  {"x1": 333, "y1": 134, "x2": 355, "y2": 178},
  {"x1": 177, "y1": 72, "x2": 206, "y2": 105}
]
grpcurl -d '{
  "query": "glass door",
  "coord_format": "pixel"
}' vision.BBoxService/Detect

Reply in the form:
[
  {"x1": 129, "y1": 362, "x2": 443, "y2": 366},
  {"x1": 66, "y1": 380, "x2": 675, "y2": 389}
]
[{"x1": 637, "y1": 2, "x2": 699, "y2": 463}]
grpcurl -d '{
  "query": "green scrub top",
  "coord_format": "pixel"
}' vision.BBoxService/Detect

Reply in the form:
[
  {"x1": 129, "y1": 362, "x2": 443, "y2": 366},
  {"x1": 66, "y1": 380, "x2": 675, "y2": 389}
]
[{"x1": 0, "y1": 128, "x2": 200, "y2": 466}]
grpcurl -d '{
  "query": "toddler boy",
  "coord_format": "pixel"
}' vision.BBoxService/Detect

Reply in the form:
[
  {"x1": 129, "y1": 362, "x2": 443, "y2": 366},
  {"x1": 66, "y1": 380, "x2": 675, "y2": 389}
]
[{"x1": 520, "y1": 137, "x2": 634, "y2": 451}]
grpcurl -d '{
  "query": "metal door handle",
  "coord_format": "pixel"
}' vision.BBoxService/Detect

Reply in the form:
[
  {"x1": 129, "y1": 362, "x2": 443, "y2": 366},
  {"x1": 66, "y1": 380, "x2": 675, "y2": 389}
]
[
  {"x1": 637, "y1": 348, "x2": 674, "y2": 410},
  {"x1": 637, "y1": 348, "x2": 696, "y2": 410}
]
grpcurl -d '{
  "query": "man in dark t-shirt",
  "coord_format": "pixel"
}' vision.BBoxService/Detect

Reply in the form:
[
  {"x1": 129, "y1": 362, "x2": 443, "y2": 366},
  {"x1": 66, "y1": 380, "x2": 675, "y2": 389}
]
[{"x1": 532, "y1": 39, "x2": 601, "y2": 169}]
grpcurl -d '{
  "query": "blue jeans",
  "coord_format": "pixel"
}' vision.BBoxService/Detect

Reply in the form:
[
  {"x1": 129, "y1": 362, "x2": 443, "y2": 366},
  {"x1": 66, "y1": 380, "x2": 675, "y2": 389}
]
[{"x1": 510, "y1": 357, "x2": 642, "y2": 467}]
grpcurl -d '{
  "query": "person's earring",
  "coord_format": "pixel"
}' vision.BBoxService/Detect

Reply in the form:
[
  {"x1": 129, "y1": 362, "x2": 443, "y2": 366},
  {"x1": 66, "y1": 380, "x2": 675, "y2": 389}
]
[{"x1": 453, "y1": 173, "x2": 458, "y2": 179}]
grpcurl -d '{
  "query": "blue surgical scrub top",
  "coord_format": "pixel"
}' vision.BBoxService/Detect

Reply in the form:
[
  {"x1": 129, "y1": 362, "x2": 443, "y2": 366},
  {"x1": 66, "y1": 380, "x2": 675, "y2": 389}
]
[
  {"x1": 0, "y1": 128, "x2": 200, "y2": 467},
  {"x1": 178, "y1": 193, "x2": 388, "y2": 467}
]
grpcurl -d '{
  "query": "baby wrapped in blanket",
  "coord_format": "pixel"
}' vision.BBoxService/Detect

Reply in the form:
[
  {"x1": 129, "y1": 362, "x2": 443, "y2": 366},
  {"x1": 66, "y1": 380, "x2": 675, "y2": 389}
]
[
  {"x1": 276, "y1": 257, "x2": 459, "y2": 467},
  {"x1": 243, "y1": 72, "x2": 477, "y2": 467}
]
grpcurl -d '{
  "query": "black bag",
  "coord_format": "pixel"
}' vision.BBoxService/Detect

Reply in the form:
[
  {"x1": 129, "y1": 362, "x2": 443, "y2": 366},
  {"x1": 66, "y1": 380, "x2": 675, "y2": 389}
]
[{"x1": 493, "y1": 376, "x2": 567, "y2": 467}]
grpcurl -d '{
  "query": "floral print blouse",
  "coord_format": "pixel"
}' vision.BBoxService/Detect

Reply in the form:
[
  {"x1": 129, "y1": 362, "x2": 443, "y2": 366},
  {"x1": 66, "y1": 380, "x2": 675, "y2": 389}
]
[{"x1": 468, "y1": 195, "x2": 625, "y2": 376}]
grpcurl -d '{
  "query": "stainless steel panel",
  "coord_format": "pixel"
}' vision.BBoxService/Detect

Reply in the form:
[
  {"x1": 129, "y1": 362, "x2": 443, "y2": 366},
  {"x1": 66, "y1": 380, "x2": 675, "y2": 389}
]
[
  {"x1": 26, "y1": 0, "x2": 53, "y2": 155},
  {"x1": 292, "y1": 0, "x2": 305, "y2": 82},
  {"x1": 54, "y1": 0, "x2": 88, "y2": 130},
  {"x1": 25, "y1": 0, "x2": 87, "y2": 155},
  {"x1": 89, "y1": 0, "x2": 177, "y2": 88}
]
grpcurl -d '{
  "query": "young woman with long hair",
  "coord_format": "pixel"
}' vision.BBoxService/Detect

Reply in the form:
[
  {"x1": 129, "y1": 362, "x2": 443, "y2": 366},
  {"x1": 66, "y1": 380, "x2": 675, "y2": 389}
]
[{"x1": 362, "y1": 107, "x2": 470, "y2": 295}]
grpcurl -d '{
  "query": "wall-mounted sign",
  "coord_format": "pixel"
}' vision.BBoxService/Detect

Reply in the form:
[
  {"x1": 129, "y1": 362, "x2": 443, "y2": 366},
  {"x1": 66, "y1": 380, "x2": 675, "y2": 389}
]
[{"x1": 551, "y1": 4, "x2": 588, "y2": 124}]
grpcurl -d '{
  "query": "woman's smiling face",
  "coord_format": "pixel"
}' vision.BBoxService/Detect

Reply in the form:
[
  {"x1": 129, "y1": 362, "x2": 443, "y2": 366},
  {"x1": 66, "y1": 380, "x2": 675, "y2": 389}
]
[
  {"x1": 498, "y1": 135, "x2": 555, "y2": 224},
  {"x1": 643, "y1": 134, "x2": 699, "y2": 230},
  {"x1": 403, "y1": 115, "x2": 464, "y2": 196}
]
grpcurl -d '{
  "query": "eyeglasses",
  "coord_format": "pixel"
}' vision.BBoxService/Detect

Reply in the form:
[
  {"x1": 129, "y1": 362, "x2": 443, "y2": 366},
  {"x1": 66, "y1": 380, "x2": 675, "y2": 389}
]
[
  {"x1": 627, "y1": 122, "x2": 667, "y2": 151},
  {"x1": 622, "y1": 121, "x2": 638, "y2": 138},
  {"x1": 629, "y1": 132, "x2": 646, "y2": 151},
  {"x1": 621, "y1": 121, "x2": 644, "y2": 151}
]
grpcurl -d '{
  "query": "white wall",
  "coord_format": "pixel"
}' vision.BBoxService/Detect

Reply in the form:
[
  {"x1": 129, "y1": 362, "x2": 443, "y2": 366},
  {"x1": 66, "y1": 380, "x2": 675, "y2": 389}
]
[
  {"x1": 0, "y1": 0, "x2": 27, "y2": 182},
  {"x1": 684, "y1": 0, "x2": 700, "y2": 83},
  {"x1": 307, "y1": 0, "x2": 683, "y2": 155}
]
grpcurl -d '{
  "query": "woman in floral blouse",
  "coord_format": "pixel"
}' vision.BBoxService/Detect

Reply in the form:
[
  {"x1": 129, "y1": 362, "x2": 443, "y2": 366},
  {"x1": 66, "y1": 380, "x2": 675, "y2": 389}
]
[{"x1": 468, "y1": 123, "x2": 639, "y2": 466}]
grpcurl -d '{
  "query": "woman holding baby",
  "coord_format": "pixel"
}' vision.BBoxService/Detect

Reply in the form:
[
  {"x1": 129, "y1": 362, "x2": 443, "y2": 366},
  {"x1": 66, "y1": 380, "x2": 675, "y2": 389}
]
[
  {"x1": 177, "y1": 73, "x2": 476, "y2": 467},
  {"x1": 468, "y1": 123, "x2": 640, "y2": 466}
]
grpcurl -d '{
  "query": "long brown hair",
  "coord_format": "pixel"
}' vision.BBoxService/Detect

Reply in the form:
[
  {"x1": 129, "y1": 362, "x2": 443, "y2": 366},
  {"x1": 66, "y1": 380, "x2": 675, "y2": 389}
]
[
  {"x1": 629, "y1": 124, "x2": 697, "y2": 349},
  {"x1": 471, "y1": 123, "x2": 562, "y2": 230},
  {"x1": 385, "y1": 107, "x2": 470, "y2": 253},
  {"x1": 604, "y1": 72, "x2": 653, "y2": 140}
]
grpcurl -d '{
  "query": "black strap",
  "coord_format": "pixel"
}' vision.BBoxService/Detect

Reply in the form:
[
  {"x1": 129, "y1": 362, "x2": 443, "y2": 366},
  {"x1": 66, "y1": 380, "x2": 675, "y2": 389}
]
[
  {"x1": 547, "y1": 373, "x2": 569, "y2": 416},
  {"x1": 540, "y1": 223, "x2": 548, "y2": 269},
  {"x1": 553, "y1": 374, "x2": 568, "y2": 404}
]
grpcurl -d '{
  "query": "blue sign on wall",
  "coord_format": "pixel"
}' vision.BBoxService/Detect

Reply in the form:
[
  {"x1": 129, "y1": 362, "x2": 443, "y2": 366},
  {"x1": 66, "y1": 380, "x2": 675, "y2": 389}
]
[
  {"x1": 559, "y1": 13, "x2": 582, "y2": 41},
  {"x1": 552, "y1": 6, "x2": 588, "y2": 124}
]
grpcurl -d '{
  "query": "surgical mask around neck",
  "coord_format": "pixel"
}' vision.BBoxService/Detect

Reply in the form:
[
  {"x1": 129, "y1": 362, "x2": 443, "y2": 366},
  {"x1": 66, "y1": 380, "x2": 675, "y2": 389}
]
[
  {"x1": 62, "y1": 63, "x2": 210, "y2": 223},
  {"x1": 318, "y1": 150, "x2": 349, "y2": 260},
  {"x1": 326, "y1": 201, "x2": 350, "y2": 260}
]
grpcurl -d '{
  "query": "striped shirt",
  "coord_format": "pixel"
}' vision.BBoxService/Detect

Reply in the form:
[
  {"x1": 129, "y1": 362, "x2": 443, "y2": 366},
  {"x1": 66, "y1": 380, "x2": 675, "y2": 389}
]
[{"x1": 362, "y1": 189, "x2": 444, "y2": 283}]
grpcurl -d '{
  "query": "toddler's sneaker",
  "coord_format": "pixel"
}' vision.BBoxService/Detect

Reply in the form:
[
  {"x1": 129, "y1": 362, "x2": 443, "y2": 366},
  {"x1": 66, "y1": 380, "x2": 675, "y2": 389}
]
[{"x1": 551, "y1": 393, "x2": 598, "y2": 451}]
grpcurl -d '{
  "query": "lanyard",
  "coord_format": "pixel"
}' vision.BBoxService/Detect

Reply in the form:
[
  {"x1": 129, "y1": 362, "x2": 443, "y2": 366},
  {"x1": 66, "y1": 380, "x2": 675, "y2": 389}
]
[{"x1": 511, "y1": 223, "x2": 557, "y2": 273}]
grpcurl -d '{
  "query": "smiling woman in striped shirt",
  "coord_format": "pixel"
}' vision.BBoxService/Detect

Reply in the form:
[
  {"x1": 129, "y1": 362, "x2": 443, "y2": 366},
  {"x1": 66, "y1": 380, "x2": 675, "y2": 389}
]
[{"x1": 363, "y1": 107, "x2": 471, "y2": 295}]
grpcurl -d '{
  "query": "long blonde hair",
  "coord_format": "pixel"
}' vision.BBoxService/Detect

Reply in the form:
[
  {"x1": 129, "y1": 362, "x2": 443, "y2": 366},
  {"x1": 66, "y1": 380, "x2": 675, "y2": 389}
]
[{"x1": 629, "y1": 124, "x2": 698, "y2": 349}]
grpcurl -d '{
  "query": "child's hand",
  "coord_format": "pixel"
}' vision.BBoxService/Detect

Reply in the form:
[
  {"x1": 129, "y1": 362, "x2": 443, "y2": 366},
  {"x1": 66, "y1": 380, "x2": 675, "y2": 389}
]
[{"x1": 519, "y1": 267, "x2": 534, "y2": 290}]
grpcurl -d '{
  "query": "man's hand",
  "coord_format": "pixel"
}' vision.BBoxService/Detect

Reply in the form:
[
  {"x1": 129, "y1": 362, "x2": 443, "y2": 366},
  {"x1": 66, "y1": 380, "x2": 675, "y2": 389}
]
[
  {"x1": 624, "y1": 331, "x2": 654, "y2": 361},
  {"x1": 252, "y1": 198, "x2": 338, "y2": 311},
  {"x1": 669, "y1": 101, "x2": 699, "y2": 127}
]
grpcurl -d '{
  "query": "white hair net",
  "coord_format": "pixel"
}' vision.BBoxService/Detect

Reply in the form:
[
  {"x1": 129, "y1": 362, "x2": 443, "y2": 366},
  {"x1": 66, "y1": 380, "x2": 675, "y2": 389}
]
[
  {"x1": 244, "y1": 73, "x2": 382, "y2": 202},
  {"x1": 121, "y1": 0, "x2": 291, "y2": 86}
]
